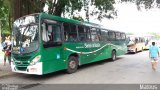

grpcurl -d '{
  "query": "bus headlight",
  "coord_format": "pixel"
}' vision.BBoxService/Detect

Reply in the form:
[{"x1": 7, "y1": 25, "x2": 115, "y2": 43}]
[
  {"x1": 30, "y1": 55, "x2": 41, "y2": 66},
  {"x1": 11, "y1": 58, "x2": 14, "y2": 62},
  {"x1": 11, "y1": 58, "x2": 15, "y2": 65}
]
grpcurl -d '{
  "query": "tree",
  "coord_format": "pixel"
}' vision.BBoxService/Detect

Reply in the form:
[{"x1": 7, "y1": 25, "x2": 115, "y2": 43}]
[
  {"x1": 1, "y1": 0, "x2": 160, "y2": 43},
  {"x1": 0, "y1": 0, "x2": 11, "y2": 42},
  {"x1": 12, "y1": 0, "x2": 116, "y2": 21},
  {"x1": 10, "y1": 0, "x2": 160, "y2": 21},
  {"x1": 0, "y1": 0, "x2": 9, "y2": 31},
  {"x1": 148, "y1": 32, "x2": 160, "y2": 40},
  {"x1": 12, "y1": 0, "x2": 45, "y2": 20},
  {"x1": 121, "y1": 0, "x2": 160, "y2": 10}
]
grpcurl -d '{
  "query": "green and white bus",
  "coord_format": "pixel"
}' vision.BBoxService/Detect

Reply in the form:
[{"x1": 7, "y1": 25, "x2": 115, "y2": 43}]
[{"x1": 11, "y1": 13, "x2": 127, "y2": 75}]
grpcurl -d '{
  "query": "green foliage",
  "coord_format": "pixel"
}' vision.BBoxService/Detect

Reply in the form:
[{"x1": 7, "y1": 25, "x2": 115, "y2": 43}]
[
  {"x1": 121, "y1": 0, "x2": 160, "y2": 10},
  {"x1": 72, "y1": 16, "x2": 84, "y2": 21},
  {"x1": 126, "y1": 32, "x2": 134, "y2": 35},
  {"x1": 91, "y1": 0, "x2": 115, "y2": 20},
  {"x1": 9, "y1": 0, "x2": 110, "y2": 21},
  {"x1": 0, "y1": 0, "x2": 10, "y2": 35},
  {"x1": 45, "y1": 0, "x2": 116, "y2": 20},
  {"x1": 11, "y1": 0, "x2": 160, "y2": 22},
  {"x1": 1, "y1": 0, "x2": 160, "y2": 37},
  {"x1": 148, "y1": 32, "x2": 160, "y2": 40}
]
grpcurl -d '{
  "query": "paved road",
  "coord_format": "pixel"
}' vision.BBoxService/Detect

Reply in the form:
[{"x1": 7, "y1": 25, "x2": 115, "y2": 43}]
[
  {"x1": 0, "y1": 54, "x2": 4, "y2": 64},
  {"x1": 0, "y1": 51, "x2": 160, "y2": 85},
  {"x1": 0, "y1": 44, "x2": 4, "y2": 64}
]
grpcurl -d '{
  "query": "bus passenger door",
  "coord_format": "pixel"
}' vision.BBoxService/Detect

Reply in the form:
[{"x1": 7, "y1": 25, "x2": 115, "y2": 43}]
[{"x1": 41, "y1": 20, "x2": 64, "y2": 73}]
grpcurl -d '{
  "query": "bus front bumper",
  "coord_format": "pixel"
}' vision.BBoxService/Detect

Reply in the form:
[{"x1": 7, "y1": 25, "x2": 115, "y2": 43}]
[
  {"x1": 144, "y1": 46, "x2": 149, "y2": 50},
  {"x1": 127, "y1": 48, "x2": 136, "y2": 53},
  {"x1": 11, "y1": 62, "x2": 43, "y2": 75}
]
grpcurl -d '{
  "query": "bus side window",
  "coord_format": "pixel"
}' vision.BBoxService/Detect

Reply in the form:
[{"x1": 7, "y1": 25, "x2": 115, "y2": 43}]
[
  {"x1": 69, "y1": 24, "x2": 77, "y2": 42},
  {"x1": 135, "y1": 38, "x2": 138, "y2": 43},
  {"x1": 115, "y1": 32, "x2": 121, "y2": 40},
  {"x1": 108, "y1": 31, "x2": 116, "y2": 41},
  {"x1": 78, "y1": 25, "x2": 85, "y2": 41},
  {"x1": 97, "y1": 29, "x2": 101, "y2": 41},
  {"x1": 68, "y1": 35, "x2": 75, "y2": 41},
  {"x1": 42, "y1": 23, "x2": 49, "y2": 42},
  {"x1": 52, "y1": 25, "x2": 62, "y2": 42},
  {"x1": 121, "y1": 33, "x2": 126, "y2": 41},
  {"x1": 63, "y1": 23, "x2": 70, "y2": 41},
  {"x1": 42, "y1": 21, "x2": 62, "y2": 48},
  {"x1": 48, "y1": 25, "x2": 54, "y2": 41},
  {"x1": 63, "y1": 23, "x2": 77, "y2": 42},
  {"x1": 64, "y1": 32, "x2": 68, "y2": 41},
  {"x1": 85, "y1": 27, "x2": 91, "y2": 41},
  {"x1": 101, "y1": 29, "x2": 108, "y2": 41},
  {"x1": 91, "y1": 28, "x2": 100, "y2": 41},
  {"x1": 42, "y1": 23, "x2": 55, "y2": 48}
]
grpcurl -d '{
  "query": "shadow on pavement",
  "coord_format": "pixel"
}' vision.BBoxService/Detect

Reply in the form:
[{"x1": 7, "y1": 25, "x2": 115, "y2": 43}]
[{"x1": 15, "y1": 57, "x2": 124, "y2": 81}]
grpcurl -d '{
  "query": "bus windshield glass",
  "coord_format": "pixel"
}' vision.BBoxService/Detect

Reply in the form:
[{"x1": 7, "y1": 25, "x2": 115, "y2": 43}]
[{"x1": 12, "y1": 14, "x2": 39, "y2": 54}]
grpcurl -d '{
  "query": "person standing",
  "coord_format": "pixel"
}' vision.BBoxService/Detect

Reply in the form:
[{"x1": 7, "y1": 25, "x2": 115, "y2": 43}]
[
  {"x1": 2, "y1": 38, "x2": 11, "y2": 66},
  {"x1": 149, "y1": 42, "x2": 160, "y2": 71}
]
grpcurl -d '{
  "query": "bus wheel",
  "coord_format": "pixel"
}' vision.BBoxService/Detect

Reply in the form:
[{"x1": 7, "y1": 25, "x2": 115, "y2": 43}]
[
  {"x1": 111, "y1": 50, "x2": 116, "y2": 61},
  {"x1": 141, "y1": 47, "x2": 143, "y2": 51},
  {"x1": 134, "y1": 48, "x2": 137, "y2": 54},
  {"x1": 67, "y1": 56, "x2": 78, "y2": 74}
]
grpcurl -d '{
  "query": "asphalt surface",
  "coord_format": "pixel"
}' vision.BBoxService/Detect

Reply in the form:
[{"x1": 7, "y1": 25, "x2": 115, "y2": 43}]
[{"x1": 0, "y1": 50, "x2": 160, "y2": 85}]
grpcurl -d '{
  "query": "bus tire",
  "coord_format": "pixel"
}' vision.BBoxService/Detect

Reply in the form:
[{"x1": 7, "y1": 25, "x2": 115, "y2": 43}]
[
  {"x1": 111, "y1": 50, "x2": 116, "y2": 61},
  {"x1": 67, "y1": 56, "x2": 78, "y2": 74},
  {"x1": 134, "y1": 48, "x2": 137, "y2": 54}
]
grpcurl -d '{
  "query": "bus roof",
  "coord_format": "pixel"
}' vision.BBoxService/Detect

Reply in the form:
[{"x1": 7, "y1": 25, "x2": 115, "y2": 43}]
[
  {"x1": 15, "y1": 13, "x2": 125, "y2": 33},
  {"x1": 40, "y1": 13, "x2": 101, "y2": 28}
]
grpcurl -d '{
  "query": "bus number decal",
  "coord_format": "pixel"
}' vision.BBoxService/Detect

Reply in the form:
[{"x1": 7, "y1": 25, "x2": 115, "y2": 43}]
[{"x1": 84, "y1": 43, "x2": 100, "y2": 48}]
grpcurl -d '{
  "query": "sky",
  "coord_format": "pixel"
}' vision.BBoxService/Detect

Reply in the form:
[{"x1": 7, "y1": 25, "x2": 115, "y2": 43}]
[
  {"x1": 44, "y1": 2, "x2": 160, "y2": 34},
  {"x1": 90, "y1": 2, "x2": 160, "y2": 34}
]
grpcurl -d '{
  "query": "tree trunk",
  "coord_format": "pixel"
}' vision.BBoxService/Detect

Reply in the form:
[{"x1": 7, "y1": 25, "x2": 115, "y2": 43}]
[
  {"x1": 13, "y1": 0, "x2": 45, "y2": 20},
  {"x1": 8, "y1": 12, "x2": 12, "y2": 33},
  {"x1": 53, "y1": 0, "x2": 66, "y2": 16}
]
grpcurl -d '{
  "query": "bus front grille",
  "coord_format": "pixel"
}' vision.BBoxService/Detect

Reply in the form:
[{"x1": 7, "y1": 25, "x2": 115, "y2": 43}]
[
  {"x1": 15, "y1": 61, "x2": 30, "y2": 66},
  {"x1": 14, "y1": 56, "x2": 32, "y2": 61},
  {"x1": 16, "y1": 67, "x2": 27, "y2": 71}
]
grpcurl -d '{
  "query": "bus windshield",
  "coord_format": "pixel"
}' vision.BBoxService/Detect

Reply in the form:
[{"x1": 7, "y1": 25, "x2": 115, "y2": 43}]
[
  {"x1": 42, "y1": 19, "x2": 62, "y2": 48},
  {"x1": 128, "y1": 37, "x2": 136, "y2": 45},
  {"x1": 12, "y1": 15, "x2": 39, "y2": 54}
]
